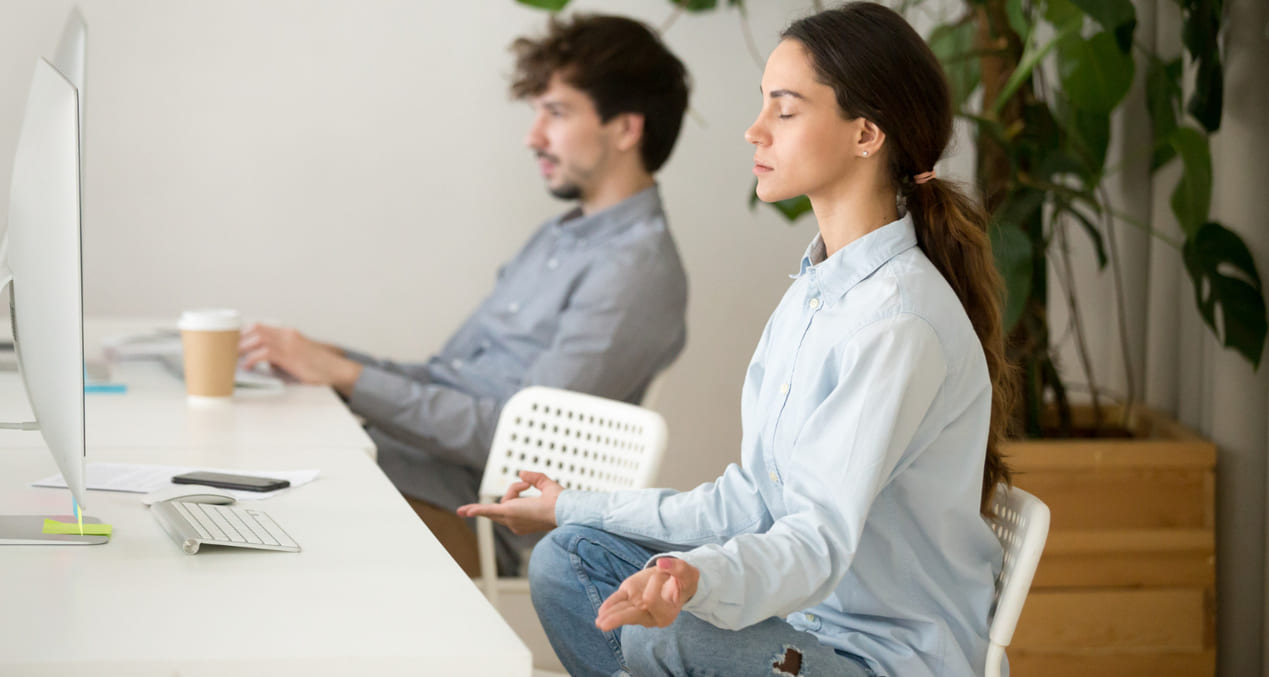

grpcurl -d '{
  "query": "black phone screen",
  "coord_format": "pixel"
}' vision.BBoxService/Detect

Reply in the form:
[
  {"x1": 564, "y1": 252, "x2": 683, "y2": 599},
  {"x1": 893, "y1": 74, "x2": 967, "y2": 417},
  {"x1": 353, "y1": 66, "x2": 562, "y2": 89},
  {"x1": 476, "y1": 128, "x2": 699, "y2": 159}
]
[{"x1": 171, "y1": 471, "x2": 290, "y2": 492}]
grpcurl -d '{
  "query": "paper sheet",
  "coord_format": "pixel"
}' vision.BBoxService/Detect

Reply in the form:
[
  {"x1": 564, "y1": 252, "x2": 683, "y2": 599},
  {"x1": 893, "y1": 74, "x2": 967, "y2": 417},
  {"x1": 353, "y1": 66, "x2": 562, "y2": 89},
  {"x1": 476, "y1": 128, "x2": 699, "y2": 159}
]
[{"x1": 32, "y1": 462, "x2": 319, "y2": 501}]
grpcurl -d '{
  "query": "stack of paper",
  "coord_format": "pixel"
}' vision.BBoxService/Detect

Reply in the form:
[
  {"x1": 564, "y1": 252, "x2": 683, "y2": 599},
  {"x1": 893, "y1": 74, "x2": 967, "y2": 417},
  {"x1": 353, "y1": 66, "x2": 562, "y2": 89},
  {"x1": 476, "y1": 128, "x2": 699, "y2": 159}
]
[{"x1": 33, "y1": 463, "x2": 319, "y2": 501}]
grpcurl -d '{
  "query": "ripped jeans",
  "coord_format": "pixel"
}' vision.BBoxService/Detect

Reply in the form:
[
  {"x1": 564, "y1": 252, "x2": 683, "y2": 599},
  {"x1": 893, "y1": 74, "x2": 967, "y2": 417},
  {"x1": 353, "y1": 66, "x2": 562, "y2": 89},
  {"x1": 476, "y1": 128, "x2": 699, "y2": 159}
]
[{"x1": 529, "y1": 525, "x2": 879, "y2": 677}]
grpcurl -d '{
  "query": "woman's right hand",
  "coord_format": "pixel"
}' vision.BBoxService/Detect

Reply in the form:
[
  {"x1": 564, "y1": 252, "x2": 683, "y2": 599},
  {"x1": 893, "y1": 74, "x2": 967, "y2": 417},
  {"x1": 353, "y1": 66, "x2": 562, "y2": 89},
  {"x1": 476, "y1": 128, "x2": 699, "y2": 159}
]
[{"x1": 456, "y1": 471, "x2": 563, "y2": 535}]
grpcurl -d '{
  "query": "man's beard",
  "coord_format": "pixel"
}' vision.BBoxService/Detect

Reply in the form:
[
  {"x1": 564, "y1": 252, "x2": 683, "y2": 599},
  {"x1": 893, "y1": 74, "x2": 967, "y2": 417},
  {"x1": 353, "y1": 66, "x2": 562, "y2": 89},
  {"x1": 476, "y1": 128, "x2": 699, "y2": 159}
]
[{"x1": 548, "y1": 181, "x2": 582, "y2": 201}]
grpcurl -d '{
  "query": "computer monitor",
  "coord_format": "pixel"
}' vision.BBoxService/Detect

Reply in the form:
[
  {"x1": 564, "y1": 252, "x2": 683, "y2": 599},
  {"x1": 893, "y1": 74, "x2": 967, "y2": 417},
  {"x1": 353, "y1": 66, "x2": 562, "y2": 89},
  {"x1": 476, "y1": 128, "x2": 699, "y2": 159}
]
[
  {"x1": 0, "y1": 57, "x2": 104, "y2": 545},
  {"x1": 51, "y1": 8, "x2": 87, "y2": 198}
]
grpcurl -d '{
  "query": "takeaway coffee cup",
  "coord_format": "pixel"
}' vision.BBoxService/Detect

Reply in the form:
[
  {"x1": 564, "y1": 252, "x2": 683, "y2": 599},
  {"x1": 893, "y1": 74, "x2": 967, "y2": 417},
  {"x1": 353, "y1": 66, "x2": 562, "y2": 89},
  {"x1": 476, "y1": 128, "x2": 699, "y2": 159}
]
[{"x1": 178, "y1": 309, "x2": 241, "y2": 404}]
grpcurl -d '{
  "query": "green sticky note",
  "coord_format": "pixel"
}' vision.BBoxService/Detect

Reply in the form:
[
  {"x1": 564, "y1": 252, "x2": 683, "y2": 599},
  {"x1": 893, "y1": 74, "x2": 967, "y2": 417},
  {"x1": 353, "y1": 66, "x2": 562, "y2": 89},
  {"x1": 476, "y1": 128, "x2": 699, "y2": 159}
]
[{"x1": 42, "y1": 519, "x2": 112, "y2": 537}]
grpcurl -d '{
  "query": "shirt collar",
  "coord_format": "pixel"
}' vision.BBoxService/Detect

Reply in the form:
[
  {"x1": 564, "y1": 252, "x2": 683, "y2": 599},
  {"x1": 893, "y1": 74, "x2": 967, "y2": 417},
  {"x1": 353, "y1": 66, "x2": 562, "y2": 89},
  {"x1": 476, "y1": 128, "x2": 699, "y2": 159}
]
[
  {"x1": 795, "y1": 211, "x2": 918, "y2": 302},
  {"x1": 551, "y1": 184, "x2": 663, "y2": 246}
]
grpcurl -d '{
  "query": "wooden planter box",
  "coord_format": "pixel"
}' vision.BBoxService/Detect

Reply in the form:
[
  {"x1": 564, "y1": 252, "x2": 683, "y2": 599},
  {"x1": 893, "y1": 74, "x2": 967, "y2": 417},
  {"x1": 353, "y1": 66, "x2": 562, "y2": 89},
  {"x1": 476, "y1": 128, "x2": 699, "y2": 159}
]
[{"x1": 1002, "y1": 406, "x2": 1216, "y2": 677}]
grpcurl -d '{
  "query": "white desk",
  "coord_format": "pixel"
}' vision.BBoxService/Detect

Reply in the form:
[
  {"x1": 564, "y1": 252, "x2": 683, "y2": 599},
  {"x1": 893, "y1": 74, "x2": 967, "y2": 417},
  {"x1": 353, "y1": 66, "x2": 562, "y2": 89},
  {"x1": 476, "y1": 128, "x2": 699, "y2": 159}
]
[
  {"x1": 0, "y1": 321, "x2": 532, "y2": 676},
  {"x1": 0, "y1": 317, "x2": 377, "y2": 454},
  {"x1": 0, "y1": 361, "x2": 379, "y2": 454}
]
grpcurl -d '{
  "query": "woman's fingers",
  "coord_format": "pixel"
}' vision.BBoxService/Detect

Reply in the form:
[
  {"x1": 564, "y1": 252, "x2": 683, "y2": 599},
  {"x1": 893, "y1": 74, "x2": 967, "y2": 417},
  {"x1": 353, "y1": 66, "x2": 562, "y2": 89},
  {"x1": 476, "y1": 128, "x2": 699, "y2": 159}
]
[{"x1": 500, "y1": 480, "x2": 531, "y2": 503}]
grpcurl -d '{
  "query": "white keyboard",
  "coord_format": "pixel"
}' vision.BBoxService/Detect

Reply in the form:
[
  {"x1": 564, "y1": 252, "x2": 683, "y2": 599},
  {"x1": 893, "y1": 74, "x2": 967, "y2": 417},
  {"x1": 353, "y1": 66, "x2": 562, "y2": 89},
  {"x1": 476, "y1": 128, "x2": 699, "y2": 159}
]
[{"x1": 150, "y1": 500, "x2": 301, "y2": 554}]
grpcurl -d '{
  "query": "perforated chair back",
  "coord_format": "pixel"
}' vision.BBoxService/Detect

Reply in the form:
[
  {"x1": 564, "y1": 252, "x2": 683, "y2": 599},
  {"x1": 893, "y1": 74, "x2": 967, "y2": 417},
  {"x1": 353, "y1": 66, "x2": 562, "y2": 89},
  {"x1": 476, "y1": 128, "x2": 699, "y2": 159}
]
[
  {"x1": 479, "y1": 386, "x2": 667, "y2": 500},
  {"x1": 984, "y1": 484, "x2": 1050, "y2": 677},
  {"x1": 476, "y1": 386, "x2": 668, "y2": 609}
]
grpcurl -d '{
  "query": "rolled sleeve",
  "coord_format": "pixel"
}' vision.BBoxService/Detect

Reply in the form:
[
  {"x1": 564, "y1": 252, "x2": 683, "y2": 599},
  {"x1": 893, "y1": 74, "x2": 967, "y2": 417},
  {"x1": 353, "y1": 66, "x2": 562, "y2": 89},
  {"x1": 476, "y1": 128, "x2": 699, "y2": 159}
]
[{"x1": 347, "y1": 364, "x2": 500, "y2": 471}]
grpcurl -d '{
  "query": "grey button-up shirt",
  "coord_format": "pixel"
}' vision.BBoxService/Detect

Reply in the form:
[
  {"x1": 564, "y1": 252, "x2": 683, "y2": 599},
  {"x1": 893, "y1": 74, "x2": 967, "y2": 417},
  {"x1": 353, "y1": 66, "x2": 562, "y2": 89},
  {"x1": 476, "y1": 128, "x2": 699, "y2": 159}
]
[{"x1": 346, "y1": 185, "x2": 687, "y2": 538}]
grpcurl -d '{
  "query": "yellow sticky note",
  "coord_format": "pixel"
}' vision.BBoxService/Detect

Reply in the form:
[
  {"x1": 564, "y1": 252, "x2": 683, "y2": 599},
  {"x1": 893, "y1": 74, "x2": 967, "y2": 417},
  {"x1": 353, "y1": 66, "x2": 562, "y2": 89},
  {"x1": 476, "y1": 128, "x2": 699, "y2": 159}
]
[{"x1": 42, "y1": 519, "x2": 111, "y2": 537}]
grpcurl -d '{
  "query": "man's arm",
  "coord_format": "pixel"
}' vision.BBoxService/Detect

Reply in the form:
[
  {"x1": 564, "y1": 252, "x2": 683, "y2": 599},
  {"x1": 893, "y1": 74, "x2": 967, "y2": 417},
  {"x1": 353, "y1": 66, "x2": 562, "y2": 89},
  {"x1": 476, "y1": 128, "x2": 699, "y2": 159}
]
[{"x1": 347, "y1": 244, "x2": 687, "y2": 471}]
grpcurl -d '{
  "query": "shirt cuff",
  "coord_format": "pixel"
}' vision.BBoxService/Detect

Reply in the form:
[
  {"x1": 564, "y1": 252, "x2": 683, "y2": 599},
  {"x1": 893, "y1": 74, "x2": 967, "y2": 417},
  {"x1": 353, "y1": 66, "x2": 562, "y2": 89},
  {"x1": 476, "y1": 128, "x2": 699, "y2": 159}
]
[{"x1": 554, "y1": 489, "x2": 610, "y2": 529}]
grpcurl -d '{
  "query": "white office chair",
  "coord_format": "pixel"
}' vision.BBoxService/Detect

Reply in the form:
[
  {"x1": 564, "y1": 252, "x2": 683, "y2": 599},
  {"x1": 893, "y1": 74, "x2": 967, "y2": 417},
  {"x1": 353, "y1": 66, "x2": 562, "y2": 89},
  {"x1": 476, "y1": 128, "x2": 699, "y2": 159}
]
[
  {"x1": 475, "y1": 386, "x2": 669, "y2": 611},
  {"x1": 984, "y1": 484, "x2": 1050, "y2": 677}
]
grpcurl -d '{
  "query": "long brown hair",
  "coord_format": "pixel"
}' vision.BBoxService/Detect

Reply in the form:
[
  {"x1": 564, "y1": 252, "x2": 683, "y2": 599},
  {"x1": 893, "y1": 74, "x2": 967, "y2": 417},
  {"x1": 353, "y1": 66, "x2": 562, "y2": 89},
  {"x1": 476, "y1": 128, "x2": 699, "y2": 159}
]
[{"x1": 783, "y1": 2, "x2": 1016, "y2": 513}]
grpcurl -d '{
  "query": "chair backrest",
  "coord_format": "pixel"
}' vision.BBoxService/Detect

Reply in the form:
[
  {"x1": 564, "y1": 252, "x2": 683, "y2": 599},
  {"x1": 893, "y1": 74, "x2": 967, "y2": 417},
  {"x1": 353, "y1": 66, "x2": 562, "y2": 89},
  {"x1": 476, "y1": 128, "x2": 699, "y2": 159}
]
[
  {"x1": 984, "y1": 484, "x2": 1050, "y2": 677},
  {"x1": 479, "y1": 386, "x2": 668, "y2": 501}
]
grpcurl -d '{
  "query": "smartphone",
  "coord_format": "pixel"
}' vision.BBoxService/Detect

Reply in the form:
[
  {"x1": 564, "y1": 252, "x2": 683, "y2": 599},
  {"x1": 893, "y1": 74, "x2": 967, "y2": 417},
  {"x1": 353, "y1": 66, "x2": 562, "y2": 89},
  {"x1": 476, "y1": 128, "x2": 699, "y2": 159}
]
[{"x1": 171, "y1": 471, "x2": 290, "y2": 492}]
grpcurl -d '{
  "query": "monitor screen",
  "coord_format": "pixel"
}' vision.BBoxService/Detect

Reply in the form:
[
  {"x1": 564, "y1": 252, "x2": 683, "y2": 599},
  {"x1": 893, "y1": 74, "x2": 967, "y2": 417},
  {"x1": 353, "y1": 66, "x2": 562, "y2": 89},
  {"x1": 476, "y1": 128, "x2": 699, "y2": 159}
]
[{"x1": 4, "y1": 57, "x2": 89, "y2": 514}]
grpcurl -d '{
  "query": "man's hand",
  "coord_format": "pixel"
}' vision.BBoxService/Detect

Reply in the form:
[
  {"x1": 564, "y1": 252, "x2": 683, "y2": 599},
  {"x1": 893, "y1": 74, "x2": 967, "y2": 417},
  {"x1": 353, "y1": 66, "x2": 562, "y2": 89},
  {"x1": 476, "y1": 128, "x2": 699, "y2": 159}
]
[
  {"x1": 456, "y1": 471, "x2": 563, "y2": 535},
  {"x1": 594, "y1": 557, "x2": 699, "y2": 631},
  {"x1": 239, "y1": 323, "x2": 362, "y2": 394}
]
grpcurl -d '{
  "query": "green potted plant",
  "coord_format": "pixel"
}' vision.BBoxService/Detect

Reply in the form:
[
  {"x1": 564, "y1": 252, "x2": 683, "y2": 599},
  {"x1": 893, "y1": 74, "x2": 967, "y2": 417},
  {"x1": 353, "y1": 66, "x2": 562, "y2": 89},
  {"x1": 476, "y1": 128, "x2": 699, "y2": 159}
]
[{"x1": 921, "y1": 2, "x2": 1240, "y2": 673}]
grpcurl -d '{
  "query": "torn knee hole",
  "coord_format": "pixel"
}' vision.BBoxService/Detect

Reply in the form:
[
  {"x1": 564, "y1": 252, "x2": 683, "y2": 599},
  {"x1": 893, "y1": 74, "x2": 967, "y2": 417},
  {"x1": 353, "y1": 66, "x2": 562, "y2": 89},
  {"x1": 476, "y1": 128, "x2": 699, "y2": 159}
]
[{"x1": 771, "y1": 645, "x2": 803, "y2": 676}]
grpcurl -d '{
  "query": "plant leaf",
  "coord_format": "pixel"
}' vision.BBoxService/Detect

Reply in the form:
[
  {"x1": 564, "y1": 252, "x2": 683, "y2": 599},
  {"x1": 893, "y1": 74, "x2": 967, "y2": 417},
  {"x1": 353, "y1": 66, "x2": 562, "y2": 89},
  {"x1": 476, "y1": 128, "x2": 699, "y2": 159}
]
[
  {"x1": 1067, "y1": 0, "x2": 1137, "y2": 52},
  {"x1": 1005, "y1": 0, "x2": 1029, "y2": 41},
  {"x1": 1182, "y1": 221, "x2": 1267, "y2": 368},
  {"x1": 515, "y1": 0, "x2": 571, "y2": 10},
  {"x1": 1057, "y1": 30, "x2": 1135, "y2": 114},
  {"x1": 1168, "y1": 126, "x2": 1213, "y2": 236},
  {"x1": 1057, "y1": 202, "x2": 1107, "y2": 268},
  {"x1": 1146, "y1": 56, "x2": 1183, "y2": 171},
  {"x1": 1181, "y1": 0, "x2": 1223, "y2": 131},
  {"x1": 1188, "y1": 53, "x2": 1224, "y2": 132},
  {"x1": 668, "y1": 0, "x2": 719, "y2": 10},
  {"x1": 1054, "y1": 96, "x2": 1110, "y2": 176},
  {"x1": 928, "y1": 19, "x2": 981, "y2": 108},
  {"x1": 992, "y1": 19, "x2": 1080, "y2": 115},
  {"x1": 990, "y1": 219, "x2": 1034, "y2": 332},
  {"x1": 748, "y1": 180, "x2": 812, "y2": 222},
  {"x1": 1044, "y1": 0, "x2": 1082, "y2": 27}
]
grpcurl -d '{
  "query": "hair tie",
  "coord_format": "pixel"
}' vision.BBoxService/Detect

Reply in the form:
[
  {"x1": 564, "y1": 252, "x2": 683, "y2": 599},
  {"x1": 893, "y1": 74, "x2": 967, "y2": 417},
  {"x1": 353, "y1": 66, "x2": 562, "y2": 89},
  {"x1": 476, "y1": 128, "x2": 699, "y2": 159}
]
[{"x1": 913, "y1": 170, "x2": 936, "y2": 185}]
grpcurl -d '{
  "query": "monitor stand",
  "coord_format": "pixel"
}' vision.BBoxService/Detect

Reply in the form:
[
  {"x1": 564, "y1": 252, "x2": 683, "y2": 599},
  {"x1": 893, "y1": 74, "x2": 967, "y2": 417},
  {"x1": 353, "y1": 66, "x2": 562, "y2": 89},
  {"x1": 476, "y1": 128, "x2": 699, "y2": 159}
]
[{"x1": 0, "y1": 515, "x2": 108, "y2": 545}]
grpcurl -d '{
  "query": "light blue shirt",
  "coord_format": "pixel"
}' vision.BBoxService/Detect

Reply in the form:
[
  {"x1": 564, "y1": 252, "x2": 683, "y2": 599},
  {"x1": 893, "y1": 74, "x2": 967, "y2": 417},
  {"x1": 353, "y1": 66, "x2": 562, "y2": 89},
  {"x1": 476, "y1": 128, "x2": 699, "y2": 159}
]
[{"x1": 557, "y1": 213, "x2": 1003, "y2": 677}]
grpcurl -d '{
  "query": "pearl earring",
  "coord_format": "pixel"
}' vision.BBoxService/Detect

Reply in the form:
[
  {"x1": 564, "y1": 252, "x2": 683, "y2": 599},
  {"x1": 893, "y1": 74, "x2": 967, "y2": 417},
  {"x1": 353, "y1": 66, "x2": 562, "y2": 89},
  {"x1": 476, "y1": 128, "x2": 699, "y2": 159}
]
[{"x1": 862, "y1": 151, "x2": 869, "y2": 157}]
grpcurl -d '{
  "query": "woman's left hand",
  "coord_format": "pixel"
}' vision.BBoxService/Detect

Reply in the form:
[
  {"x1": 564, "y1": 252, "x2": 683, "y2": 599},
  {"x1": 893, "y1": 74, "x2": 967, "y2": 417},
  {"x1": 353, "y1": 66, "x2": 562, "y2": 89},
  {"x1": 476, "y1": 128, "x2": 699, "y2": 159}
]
[{"x1": 594, "y1": 557, "x2": 700, "y2": 631}]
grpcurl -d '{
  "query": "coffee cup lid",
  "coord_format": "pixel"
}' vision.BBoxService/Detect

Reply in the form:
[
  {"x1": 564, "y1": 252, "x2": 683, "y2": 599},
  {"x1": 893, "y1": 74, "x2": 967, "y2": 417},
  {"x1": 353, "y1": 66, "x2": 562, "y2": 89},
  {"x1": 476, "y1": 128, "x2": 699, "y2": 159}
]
[{"x1": 178, "y1": 309, "x2": 241, "y2": 331}]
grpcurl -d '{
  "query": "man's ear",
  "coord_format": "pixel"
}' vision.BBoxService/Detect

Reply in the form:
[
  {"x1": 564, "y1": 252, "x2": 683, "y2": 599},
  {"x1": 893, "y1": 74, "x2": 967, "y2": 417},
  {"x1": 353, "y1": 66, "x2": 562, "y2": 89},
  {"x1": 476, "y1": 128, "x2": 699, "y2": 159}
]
[{"x1": 612, "y1": 112, "x2": 645, "y2": 153}]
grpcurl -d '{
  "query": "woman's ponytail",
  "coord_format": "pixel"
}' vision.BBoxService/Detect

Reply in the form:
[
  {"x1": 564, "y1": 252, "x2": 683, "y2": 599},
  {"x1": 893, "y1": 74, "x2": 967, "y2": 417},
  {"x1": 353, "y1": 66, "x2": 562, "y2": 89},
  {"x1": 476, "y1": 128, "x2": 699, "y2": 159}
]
[{"x1": 907, "y1": 179, "x2": 1016, "y2": 513}]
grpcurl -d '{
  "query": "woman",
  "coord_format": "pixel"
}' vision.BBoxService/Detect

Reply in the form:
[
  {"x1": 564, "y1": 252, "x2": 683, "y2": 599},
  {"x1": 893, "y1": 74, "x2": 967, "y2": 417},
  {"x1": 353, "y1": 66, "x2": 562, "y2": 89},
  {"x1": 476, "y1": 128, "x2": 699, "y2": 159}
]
[{"x1": 459, "y1": 3, "x2": 1014, "y2": 675}]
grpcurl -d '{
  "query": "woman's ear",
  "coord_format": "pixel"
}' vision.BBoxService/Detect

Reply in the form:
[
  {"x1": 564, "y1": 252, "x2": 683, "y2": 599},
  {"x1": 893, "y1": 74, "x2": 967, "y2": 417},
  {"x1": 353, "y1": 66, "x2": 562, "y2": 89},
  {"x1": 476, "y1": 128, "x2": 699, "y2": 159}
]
[{"x1": 857, "y1": 118, "x2": 886, "y2": 158}]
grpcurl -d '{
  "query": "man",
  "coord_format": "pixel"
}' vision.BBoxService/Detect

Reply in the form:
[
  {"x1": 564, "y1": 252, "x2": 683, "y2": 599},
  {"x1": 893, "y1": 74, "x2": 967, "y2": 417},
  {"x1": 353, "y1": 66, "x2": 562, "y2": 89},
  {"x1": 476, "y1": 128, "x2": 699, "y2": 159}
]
[{"x1": 240, "y1": 14, "x2": 690, "y2": 575}]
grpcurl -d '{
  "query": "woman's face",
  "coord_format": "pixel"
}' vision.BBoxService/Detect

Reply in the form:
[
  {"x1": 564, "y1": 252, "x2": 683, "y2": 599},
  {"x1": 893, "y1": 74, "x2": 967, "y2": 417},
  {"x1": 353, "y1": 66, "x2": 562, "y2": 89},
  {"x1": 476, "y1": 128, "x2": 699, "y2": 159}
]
[{"x1": 745, "y1": 39, "x2": 865, "y2": 203}]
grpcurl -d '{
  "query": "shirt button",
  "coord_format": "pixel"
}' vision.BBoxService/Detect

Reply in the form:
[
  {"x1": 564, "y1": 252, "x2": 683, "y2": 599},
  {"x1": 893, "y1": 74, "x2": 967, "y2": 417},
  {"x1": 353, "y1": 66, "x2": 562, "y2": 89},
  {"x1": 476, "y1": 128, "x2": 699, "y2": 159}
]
[
  {"x1": 546, "y1": 258, "x2": 559, "y2": 270},
  {"x1": 779, "y1": 383, "x2": 790, "y2": 395},
  {"x1": 768, "y1": 470, "x2": 779, "y2": 483},
  {"x1": 804, "y1": 613, "x2": 816, "y2": 622},
  {"x1": 450, "y1": 359, "x2": 463, "y2": 370},
  {"x1": 508, "y1": 302, "x2": 520, "y2": 313},
  {"x1": 808, "y1": 297, "x2": 821, "y2": 310}
]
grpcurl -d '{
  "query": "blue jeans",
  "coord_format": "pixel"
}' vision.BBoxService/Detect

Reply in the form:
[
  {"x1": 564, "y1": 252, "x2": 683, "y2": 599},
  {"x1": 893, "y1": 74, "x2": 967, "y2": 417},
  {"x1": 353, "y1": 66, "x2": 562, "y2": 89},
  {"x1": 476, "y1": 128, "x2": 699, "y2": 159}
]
[{"x1": 529, "y1": 525, "x2": 878, "y2": 677}]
